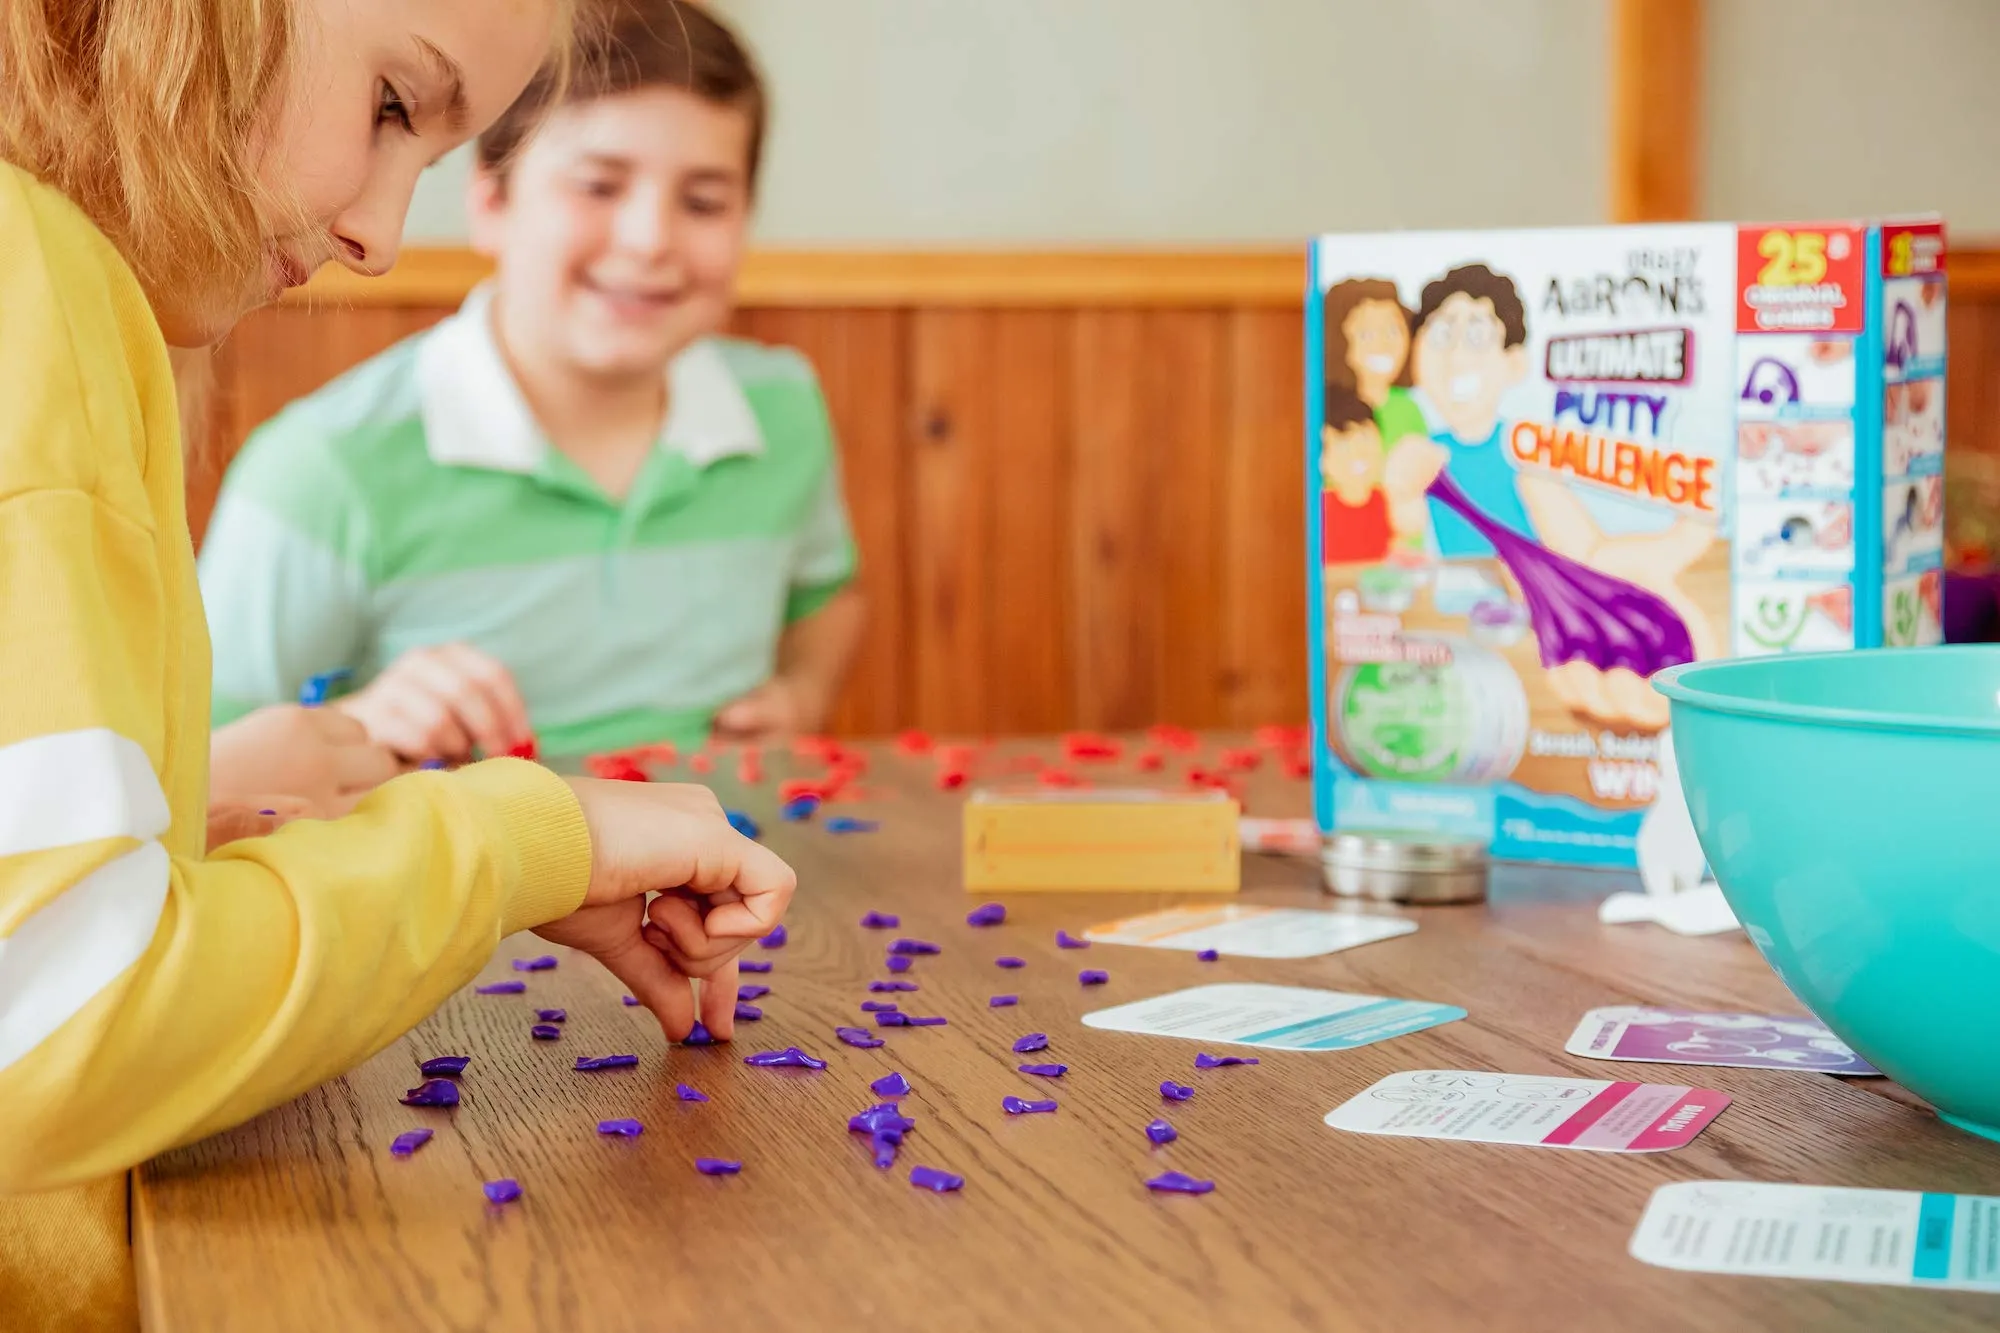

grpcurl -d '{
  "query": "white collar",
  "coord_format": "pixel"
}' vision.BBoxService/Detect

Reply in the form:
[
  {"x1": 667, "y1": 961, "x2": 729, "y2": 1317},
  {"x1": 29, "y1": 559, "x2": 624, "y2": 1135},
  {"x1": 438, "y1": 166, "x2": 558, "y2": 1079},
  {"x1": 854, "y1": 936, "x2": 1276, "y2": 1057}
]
[{"x1": 416, "y1": 283, "x2": 764, "y2": 475}]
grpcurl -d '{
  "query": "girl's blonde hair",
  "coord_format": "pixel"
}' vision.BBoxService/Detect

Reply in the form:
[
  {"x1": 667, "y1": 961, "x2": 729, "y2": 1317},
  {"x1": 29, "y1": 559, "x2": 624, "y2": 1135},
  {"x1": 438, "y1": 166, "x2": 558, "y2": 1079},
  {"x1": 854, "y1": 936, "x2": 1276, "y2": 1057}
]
[
  {"x1": 0, "y1": 1, "x2": 298, "y2": 319},
  {"x1": 0, "y1": 0, "x2": 585, "y2": 332}
]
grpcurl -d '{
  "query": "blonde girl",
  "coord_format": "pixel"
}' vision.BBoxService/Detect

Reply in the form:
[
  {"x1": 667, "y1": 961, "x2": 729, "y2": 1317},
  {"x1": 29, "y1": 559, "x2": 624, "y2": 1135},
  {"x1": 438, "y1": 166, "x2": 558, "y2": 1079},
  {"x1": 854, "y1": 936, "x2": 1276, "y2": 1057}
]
[{"x1": 0, "y1": 3, "x2": 794, "y2": 1327}]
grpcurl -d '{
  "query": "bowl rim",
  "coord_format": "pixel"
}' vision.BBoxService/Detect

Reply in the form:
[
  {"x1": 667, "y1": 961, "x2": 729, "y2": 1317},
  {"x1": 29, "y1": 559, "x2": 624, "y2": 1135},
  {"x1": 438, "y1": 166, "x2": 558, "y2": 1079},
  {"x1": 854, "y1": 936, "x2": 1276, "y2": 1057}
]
[{"x1": 1653, "y1": 646, "x2": 2000, "y2": 738}]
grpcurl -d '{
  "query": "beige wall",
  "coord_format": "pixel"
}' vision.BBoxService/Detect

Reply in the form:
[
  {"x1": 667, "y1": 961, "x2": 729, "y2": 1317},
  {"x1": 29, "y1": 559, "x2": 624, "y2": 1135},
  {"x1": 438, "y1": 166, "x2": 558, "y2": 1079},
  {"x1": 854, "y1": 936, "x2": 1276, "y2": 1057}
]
[
  {"x1": 1704, "y1": 0, "x2": 2000, "y2": 235},
  {"x1": 406, "y1": 0, "x2": 1611, "y2": 244},
  {"x1": 401, "y1": 0, "x2": 2000, "y2": 247}
]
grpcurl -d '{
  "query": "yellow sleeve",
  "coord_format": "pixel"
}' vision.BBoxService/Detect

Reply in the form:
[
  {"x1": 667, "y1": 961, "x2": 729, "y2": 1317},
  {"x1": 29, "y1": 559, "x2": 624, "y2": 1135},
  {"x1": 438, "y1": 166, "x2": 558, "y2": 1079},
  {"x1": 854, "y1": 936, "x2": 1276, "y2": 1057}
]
[
  {"x1": 0, "y1": 488, "x2": 591, "y2": 1191},
  {"x1": 0, "y1": 497, "x2": 593, "y2": 1194},
  {"x1": 0, "y1": 165, "x2": 594, "y2": 1193}
]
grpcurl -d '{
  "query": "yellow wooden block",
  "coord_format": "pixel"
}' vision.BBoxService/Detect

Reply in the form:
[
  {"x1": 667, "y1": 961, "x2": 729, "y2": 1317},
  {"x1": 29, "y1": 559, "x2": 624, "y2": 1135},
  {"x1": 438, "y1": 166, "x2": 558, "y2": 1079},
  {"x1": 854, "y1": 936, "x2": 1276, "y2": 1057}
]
[{"x1": 962, "y1": 788, "x2": 1240, "y2": 893}]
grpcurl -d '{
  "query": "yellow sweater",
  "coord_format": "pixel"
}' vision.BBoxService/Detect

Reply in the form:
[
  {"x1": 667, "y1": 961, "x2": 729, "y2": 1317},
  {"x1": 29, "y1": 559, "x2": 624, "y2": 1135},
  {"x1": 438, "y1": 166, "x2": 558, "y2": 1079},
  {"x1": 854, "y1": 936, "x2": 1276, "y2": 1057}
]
[{"x1": 0, "y1": 165, "x2": 594, "y2": 1330}]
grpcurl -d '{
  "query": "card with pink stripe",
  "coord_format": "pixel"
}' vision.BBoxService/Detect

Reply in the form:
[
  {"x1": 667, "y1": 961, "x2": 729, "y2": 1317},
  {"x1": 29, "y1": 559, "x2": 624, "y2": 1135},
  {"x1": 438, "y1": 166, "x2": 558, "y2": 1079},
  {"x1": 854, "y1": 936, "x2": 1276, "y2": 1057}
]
[{"x1": 1323, "y1": 1070, "x2": 1730, "y2": 1152}]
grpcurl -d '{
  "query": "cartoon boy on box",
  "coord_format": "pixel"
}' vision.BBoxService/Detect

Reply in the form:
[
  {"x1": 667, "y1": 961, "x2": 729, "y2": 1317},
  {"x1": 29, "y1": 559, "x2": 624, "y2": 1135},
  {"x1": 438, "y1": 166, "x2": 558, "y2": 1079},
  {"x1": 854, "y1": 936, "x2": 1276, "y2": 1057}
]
[{"x1": 1379, "y1": 263, "x2": 1717, "y2": 731}]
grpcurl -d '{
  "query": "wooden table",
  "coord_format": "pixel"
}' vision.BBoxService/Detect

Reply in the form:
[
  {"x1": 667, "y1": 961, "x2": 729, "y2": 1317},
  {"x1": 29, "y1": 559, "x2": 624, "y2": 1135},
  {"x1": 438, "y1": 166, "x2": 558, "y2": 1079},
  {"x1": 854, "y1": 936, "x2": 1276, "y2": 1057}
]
[{"x1": 136, "y1": 739, "x2": 2000, "y2": 1331}]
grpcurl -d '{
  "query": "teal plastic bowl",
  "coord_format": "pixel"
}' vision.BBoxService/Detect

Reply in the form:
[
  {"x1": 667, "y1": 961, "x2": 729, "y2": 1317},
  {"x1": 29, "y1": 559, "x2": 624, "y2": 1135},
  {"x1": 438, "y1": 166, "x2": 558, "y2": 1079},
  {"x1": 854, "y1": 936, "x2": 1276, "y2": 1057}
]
[{"x1": 1654, "y1": 647, "x2": 2000, "y2": 1143}]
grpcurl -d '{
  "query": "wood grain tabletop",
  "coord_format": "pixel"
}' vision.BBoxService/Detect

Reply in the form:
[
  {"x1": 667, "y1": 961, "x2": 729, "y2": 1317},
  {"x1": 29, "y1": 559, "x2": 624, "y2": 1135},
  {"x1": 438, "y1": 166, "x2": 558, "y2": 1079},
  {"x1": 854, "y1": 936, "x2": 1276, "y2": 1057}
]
[{"x1": 134, "y1": 739, "x2": 2000, "y2": 1332}]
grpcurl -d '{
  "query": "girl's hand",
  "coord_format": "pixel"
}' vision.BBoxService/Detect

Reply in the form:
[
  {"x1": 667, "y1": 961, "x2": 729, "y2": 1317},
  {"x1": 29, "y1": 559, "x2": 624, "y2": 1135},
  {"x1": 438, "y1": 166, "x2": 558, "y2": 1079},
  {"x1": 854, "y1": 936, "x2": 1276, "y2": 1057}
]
[
  {"x1": 211, "y1": 705, "x2": 402, "y2": 816},
  {"x1": 336, "y1": 643, "x2": 533, "y2": 763},
  {"x1": 536, "y1": 778, "x2": 795, "y2": 1042}
]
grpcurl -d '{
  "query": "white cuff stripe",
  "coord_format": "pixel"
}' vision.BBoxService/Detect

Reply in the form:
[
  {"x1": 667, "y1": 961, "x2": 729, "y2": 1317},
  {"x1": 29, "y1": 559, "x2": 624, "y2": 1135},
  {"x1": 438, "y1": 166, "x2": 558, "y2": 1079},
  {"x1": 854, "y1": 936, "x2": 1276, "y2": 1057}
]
[
  {"x1": 0, "y1": 840, "x2": 170, "y2": 1072},
  {"x1": 0, "y1": 728, "x2": 171, "y2": 857}
]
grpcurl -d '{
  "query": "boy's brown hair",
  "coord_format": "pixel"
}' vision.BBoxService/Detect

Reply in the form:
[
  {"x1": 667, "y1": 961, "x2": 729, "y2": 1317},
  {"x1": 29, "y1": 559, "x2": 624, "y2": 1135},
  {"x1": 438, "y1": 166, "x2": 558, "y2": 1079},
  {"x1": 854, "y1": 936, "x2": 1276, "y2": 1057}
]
[{"x1": 478, "y1": 0, "x2": 767, "y2": 190}]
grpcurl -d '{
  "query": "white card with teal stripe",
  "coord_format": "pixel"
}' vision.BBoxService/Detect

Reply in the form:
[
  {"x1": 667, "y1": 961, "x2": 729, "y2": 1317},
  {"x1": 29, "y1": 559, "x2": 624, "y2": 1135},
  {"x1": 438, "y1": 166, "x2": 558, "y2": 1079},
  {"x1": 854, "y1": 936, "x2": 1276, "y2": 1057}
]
[
  {"x1": 1631, "y1": 1182, "x2": 2000, "y2": 1293},
  {"x1": 1081, "y1": 983, "x2": 1463, "y2": 1051}
]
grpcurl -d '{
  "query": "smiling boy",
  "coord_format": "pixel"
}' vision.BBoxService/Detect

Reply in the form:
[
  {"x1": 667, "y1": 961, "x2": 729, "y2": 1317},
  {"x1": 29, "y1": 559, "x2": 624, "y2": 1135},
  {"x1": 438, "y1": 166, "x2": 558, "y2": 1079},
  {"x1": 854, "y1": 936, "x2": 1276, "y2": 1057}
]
[{"x1": 199, "y1": 4, "x2": 864, "y2": 761}]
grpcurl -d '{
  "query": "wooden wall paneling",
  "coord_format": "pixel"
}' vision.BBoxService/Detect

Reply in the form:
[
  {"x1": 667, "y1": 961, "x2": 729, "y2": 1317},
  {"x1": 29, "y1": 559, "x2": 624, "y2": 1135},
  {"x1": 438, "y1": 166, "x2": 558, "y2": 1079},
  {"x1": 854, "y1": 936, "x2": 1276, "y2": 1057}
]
[
  {"x1": 984, "y1": 311, "x2": 1074, "y2": 735},
  {"x1": 906, "y1": 310, "x2": 997, "y2": 734},
  {"x1": 1946, "y1": 298, "x2": 1996, "y2": 459},
  {"x1": 731, "y1": 308, "x2": 910, "y2": 737},
  {"x1": 1147, "y1": 310, "x2": 1231, "y2": 730},
  {"x1": 1066, "y1": 311, "x2": 1160, "y2": 730},
  {"x1": 191, "y1": 305, "x2": 448, "y2": 546},
  {"x1": 1220, "y1": 309, "x2": 1309, "y2": 728}
]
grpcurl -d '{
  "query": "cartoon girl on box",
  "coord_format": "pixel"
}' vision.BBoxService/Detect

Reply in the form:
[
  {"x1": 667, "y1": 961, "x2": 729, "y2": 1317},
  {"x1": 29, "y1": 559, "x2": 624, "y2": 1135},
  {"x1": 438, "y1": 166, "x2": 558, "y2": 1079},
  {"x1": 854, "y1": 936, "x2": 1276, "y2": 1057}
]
[
  {"x1": 1322, "y1": 279, "x2": 1434, "y2": 558},
  {"x1": 1323, "y1": 278, "x2": 1429, "y2": 445},
  {"x1": 1377, "y1": 263, "x2": 1719, "y2": 731}
]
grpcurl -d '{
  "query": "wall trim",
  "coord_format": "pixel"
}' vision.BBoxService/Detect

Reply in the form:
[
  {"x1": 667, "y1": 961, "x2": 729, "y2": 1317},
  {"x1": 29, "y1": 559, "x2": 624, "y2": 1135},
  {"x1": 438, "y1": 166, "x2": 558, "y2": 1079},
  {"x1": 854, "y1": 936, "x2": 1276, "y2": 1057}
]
[
  {"x1": 282, "y1": 241, "x2": 2000, "y2": 311},
  {"x1": 284, "y1": 247, "x2": 1311, "y2": 310}
]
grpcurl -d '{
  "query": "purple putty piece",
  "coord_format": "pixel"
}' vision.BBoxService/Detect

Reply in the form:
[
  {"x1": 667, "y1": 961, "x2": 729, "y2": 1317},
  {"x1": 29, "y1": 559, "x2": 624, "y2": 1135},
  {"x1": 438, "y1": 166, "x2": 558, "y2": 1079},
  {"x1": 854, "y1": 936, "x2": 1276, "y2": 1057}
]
[
  {"x1": 389, "y1": 1129, "x2": 434, "y2": 1156},
  {"x1": 1194, "y1": 1052, "x2": 1259, "y2": 1068},
  {"x1": 743, "y1": 1047, "x2": 828, "y2": 1069},
  {"x1": 575, "y1": 1054, "x2": 640, "y2": 1071},
  {"x1": 400, "y1": 1079, "x2": 459, "y2": 1107},
  {"x1": 1003, "y1": 1096, "x2": 1058, "y2": 1115}
]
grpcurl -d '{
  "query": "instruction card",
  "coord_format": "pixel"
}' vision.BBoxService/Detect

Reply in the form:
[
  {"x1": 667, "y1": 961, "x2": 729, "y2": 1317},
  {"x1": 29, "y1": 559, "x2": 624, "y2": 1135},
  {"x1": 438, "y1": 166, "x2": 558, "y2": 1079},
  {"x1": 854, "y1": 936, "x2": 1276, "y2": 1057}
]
[
  {"x1": 1566, "y1": 1006, "x2": 1879, "y2": 1075},
  {"x1": 1630, "y1": 1182, "x2": 2000, "y2": 1292},
  {"x1": 1082, "y1": 983, "x2": 1461, "y2": 1052},
  {"x1": 1084, "y1": 904, "x2": 1415, "y2": 959},
  {"x1": 1325, "y1": 1070, "x2": 1729, "y2": 1152}
]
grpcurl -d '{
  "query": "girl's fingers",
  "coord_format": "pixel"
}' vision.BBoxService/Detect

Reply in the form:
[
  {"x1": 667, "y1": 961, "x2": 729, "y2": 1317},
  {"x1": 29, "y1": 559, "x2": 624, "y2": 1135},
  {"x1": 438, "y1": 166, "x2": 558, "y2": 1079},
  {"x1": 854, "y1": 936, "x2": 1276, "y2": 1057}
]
[
  {"x1": 697, "y1": 958, "x2": 740, "y2": 1040},
  {"x1": 592, "y1": 929, "x2": 698, "y2": 1042},
  {"x1": 646, "y1": 894, "x2": 734, "y2": 962},
  {"x1": 694, "y1": 845, "x2": 796, "y2": 939},
  {"x1": 640, "y1": 920, "x2": 742, "y2": 980}
]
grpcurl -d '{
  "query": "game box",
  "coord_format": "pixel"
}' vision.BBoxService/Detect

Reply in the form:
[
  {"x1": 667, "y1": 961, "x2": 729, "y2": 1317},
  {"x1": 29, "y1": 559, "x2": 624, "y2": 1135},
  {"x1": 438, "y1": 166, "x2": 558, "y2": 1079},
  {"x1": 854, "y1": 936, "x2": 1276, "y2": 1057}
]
[{"x1": 1307, "y1": 220, "x2": 1947, "y2": 867}]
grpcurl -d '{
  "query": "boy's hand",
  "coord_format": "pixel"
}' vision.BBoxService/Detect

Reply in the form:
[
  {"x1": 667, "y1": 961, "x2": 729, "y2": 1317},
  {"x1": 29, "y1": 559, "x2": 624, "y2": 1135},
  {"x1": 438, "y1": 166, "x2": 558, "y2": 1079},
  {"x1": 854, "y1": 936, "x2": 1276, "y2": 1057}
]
[
  {"x1": 211, "y1": 705, "x2": 402, "y2": 816},
  {"x1": 536, "y1": 778, "x2": 796, "y2": 1042},
  {"x1": 337, "y1": 643, "x2": 533, "y2": 763},
  {"x1": 205, "y1": 795, "x2": 315, "y2": 851},
  {"x1": 711, "y1": 675, "x2": 825, "y2": 744}
]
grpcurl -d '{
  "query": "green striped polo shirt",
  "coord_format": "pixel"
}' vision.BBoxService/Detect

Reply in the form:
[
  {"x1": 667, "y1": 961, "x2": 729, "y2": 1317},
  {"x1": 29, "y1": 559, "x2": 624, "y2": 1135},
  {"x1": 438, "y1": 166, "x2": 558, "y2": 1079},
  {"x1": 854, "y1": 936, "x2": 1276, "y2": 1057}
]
[{"x1": 198, "y1": 285, "x2": 857, "y2": 754}]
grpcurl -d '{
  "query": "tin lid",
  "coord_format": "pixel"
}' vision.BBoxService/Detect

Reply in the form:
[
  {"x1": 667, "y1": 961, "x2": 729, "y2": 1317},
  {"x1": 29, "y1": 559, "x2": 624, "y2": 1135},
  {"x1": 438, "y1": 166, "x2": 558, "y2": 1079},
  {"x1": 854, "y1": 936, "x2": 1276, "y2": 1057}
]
[{"x1": 1323, "y1": 828, "x2": 1489, "y2": 875}]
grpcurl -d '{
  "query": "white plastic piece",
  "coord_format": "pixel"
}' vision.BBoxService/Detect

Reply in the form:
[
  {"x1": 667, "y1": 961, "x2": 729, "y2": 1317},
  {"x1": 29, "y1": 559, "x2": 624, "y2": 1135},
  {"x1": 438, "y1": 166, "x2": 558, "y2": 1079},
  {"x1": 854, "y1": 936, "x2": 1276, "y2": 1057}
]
[
  {"x1": 1634, "y1": 727, "x2": 1707, "y2": 897},
  {"x1": 1598, "y1": 884, "x2": 1741, "y2": 936},
  {"x1": 1614, "y1": 726, "x2": 1741, "y2": 935}
]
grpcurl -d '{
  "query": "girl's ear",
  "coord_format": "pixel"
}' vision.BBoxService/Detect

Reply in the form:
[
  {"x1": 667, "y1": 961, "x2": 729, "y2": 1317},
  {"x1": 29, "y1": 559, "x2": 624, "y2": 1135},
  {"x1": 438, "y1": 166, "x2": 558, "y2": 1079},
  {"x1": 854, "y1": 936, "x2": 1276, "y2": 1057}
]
[{"x1": 466, "y1": 164, "x2": 510, "y2": 258}]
